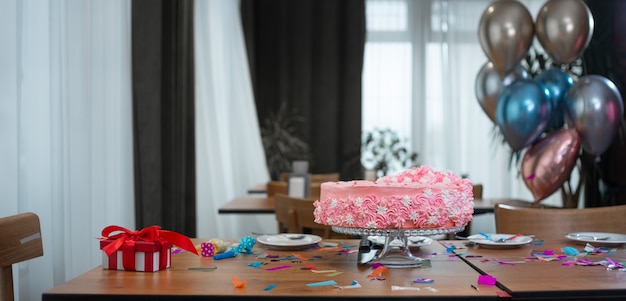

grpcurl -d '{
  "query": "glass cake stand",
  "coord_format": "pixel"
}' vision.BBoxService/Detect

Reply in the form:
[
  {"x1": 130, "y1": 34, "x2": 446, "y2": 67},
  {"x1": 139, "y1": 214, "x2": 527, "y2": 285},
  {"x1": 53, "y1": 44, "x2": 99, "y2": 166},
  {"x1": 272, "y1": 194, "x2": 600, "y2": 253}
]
[{"x1": 332, "y1": 226, "x2": 465, "y2": 268}]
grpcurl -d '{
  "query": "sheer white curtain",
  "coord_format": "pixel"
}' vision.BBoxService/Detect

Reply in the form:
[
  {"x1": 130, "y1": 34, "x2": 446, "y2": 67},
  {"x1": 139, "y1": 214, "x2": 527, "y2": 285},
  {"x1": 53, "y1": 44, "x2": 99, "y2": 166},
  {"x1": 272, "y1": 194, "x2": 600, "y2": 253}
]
[
  {"x1": 194, "y1": 0, "x2": 272, "y2": 239},
  {"x1": 363, "y1": 0, "x2": 559, "y2": 206},
  {"x1": 1, "y1": 1, "x2": 133, "y2": 300}
]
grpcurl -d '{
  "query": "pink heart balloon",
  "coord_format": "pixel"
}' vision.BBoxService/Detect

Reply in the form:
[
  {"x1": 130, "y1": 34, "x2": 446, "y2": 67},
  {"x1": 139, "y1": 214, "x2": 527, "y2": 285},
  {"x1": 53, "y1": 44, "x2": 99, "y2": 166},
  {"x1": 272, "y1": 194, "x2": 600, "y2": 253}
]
[{"x1": 521, "y1": 128, "x2": 581, "y2": 202}]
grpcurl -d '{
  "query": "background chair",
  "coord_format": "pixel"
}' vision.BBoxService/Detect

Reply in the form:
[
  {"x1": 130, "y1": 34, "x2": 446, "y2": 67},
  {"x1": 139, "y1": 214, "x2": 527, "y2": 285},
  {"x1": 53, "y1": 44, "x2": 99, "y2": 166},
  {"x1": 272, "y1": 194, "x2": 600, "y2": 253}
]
[
  {"x1": 280, "y1": 172, "x2": 340, "y2": 183},
  {"x1": 266, "y1": 181, "x2": 288, "y2": 197},
  {"x1": 472, "y1": 184, "x2": 483, "y2": 199},
  {"x1": 0, "y1": 212, "x2": 44, "y2": 301},
  {"x1": 269, "y1": 179, "x2": 324, "y2": 199},
  {"x1": 494, "y1": 203, "x2": 626, "y2": 240},
  {"x1": 273, "y1": 194, "x2": 347, "y2": 239}
]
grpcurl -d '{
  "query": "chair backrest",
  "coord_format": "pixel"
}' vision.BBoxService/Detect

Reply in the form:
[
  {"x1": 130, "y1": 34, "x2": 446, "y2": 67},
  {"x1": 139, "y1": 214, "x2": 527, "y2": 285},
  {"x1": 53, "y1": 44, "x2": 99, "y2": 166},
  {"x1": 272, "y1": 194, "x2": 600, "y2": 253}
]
[
  {"x1": 472, "y1": 184, "x2": 483, "y2": 199},
  {"x1": 269, "y1": 180, "x2": 323, "y2": 199},
  {"x1": 494, "y1": 203, "x2": 626, "y2": 240},
  {"x1": 0, "y1": 212, "x2": 44, "y2": 301},
  {"x1": 273, "y1": 193, "x2": 299, "y2": 234},
  {"x1": 273, "y1": 194, "x2": 333, "y2": 238},
  {"x1": 280, "y1": 172, "x2": 340, "y2": 183},
  {"x1": 266, "y1": 181, "x2": 288, "y2": 197}
]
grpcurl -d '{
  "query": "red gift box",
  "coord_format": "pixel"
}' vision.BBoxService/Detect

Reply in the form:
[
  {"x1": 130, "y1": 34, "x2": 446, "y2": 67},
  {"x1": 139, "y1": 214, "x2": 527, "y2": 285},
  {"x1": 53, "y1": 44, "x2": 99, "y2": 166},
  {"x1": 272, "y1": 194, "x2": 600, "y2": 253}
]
[
  {"x1": 100, "y1": 239, "x2": 172, "y2": 272},
  {"x1": 98, "y1": 225, "x2": 198, "y2": 272}
]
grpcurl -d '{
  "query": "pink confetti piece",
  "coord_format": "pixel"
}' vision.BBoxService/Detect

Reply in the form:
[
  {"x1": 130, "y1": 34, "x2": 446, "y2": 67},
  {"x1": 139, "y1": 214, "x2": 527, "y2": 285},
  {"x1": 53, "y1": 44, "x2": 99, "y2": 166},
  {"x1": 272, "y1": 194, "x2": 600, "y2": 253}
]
[
  {"x1": 477, "y1": 274, "x2": 497, "y2": 286},
  {"x1": 266, "y1": 265, "x2": 291, "y2": 271}
]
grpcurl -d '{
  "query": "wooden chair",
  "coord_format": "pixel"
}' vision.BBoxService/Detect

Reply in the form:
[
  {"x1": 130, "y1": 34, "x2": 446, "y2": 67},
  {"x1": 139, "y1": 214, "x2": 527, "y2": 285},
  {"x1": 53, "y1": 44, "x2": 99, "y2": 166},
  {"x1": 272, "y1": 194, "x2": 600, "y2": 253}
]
[
  {"x1": 274, "y1": 193, "x2": 300, "y2": 234},
  {"x1": 280, "y1": 172, "x2": 340, "y2": 183},
  {"x1": 266, "y1": 181, "x2": 287, "y2": 197},
  {"x1": 454, "y1": 184, "x2": 484, "y2": 238},
  {"x1": 269, "y1": 180, "x2": 323, "y2": 199},
  {"x1": 472, "y1": 184, "x2": 483, "y2": 199},
  {"x1": 0, "y1": 212, "x2": 44, "y2": 301},
  {"x1": 274, "y1": 194, "x2": 341, "y2": 239},
  {"x1": 494, "y1": 203, "x2": 626, "y2": 240}
]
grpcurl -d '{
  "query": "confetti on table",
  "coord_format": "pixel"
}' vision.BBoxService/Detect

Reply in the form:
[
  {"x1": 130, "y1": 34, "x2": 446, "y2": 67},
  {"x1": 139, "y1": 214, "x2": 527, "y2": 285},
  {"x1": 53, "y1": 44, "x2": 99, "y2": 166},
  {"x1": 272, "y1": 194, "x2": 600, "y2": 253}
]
[
  {"x1": 310, "y1": 269, "x2": 337, "y2": 273},
  {"x1": 264, "y1": 284, "x2": 277, "y2": 291},
  {"x1": 293, "y1": 253, "x2": 309, "y2": 261},
  {"x1": 561, "y1": 246, "x2": 580, "y2": 255},
  {"x1": 301, "y1": 264, "x2": 318, "y2": 270},
  {"x1": 335, "y1": 280, "x2": 361, "y2": 290},
  {"x1": 477, "y1": 274, "x2": 497, "y2": 285},
  {"x1": 231, "y1": 276, "x2": 247, "y2": 288},
  {"x1": 306, "y1": 280, "x2": 337, "y2": 287},
  {"x1": 247, "y1": 261, "x2": 264, "y2": 268},
  {"x1": 391, "y1": 286, "x2": 420, "y2": 291},
  {"x1": 266, "y1": 265, "x2": 291, "y2": 271},
  {"x1": 368, "y1": 266, "x2": 389, "y2": 278}
]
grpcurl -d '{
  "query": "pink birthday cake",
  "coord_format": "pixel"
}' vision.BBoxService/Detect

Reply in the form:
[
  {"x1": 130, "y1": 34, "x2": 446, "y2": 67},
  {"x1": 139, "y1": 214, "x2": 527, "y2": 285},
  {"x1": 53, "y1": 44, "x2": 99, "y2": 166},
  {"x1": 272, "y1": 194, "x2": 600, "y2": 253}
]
[{"x1": 313, "y1": 166, "x2": 474, "y2": 229}]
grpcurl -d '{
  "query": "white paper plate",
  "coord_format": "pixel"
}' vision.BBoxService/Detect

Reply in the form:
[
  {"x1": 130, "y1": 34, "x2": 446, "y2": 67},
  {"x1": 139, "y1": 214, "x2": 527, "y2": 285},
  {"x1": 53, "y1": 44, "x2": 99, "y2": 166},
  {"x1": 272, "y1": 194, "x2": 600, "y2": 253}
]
[
  {"x1": 367, "y1": 236, "x2": 433, "y2": 248},
  {"x1": 565, "y1": 232, "x2": 626, "y2": 245},
  {"x1": 467, "y1": 233, "x2": 533, "y2": 249},
  {"x1": 256, "y1": 234, "x2": 322, "y2": 249}
]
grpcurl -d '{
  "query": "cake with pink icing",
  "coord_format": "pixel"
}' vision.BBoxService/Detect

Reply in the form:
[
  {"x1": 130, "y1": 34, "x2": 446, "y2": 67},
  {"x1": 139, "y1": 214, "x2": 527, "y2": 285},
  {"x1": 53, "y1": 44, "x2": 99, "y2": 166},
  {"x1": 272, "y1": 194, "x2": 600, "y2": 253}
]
[{"x1": 313, "y1": 166, "x2": 474, "y2": 229}]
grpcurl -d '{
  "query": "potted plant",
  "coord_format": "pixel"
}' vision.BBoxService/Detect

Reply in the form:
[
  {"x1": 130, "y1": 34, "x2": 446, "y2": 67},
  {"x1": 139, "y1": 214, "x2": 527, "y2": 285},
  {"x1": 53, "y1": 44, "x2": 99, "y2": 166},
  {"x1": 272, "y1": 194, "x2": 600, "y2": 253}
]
[
  {"x1": 260, "y1": 102, "x2": 311, "y2": 180},
  {"x1": 361, "y1": 128, "x2": 419, "y2": 178}
]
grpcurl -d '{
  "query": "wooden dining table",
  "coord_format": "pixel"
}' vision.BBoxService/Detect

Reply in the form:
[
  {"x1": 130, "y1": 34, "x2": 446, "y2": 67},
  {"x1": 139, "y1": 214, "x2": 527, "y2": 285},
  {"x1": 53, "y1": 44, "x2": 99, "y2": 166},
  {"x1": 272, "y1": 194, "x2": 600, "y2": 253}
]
[
  {"x1": 43, "y1": 238, "x2": 506, "y2": 300},
  {"x1": 442, "y1": 237, "x2": 626, "y2": 300},
  {"x1": 43, "y1": 235, "x2": 626, "y2": 300}
]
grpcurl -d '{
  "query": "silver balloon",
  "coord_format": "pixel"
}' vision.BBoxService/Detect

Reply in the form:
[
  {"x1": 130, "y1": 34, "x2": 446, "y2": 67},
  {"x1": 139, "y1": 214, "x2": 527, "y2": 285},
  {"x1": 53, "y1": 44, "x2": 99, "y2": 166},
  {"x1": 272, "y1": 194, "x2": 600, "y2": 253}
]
[
  {"x1": 478, "y1": 0, "x2": 534, "y2": 75},
  {"x1": 564, "y1": 75, "x2": 624, "y2": 156},
  {"x1": 475, "y1": 61, "x2": 530, "y2": 123},
  {"x1": 535, "y1": 0, "x2": 594, "y2": 65}
]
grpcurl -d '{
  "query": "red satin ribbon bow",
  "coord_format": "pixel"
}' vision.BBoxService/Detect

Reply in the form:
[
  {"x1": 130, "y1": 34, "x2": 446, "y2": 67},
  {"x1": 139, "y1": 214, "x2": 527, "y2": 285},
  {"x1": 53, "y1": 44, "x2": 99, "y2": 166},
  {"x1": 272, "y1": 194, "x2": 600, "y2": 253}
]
[{"x1": 101, "y1": 225, "x2": 198, "y2": 271}]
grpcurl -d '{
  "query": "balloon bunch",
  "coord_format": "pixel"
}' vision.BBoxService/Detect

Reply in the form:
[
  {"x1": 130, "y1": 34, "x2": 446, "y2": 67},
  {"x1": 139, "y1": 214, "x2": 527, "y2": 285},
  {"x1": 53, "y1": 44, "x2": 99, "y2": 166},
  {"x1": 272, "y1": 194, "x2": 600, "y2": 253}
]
[{"x1": 475, "y1": 0, "x2": 624, "y2": 204}]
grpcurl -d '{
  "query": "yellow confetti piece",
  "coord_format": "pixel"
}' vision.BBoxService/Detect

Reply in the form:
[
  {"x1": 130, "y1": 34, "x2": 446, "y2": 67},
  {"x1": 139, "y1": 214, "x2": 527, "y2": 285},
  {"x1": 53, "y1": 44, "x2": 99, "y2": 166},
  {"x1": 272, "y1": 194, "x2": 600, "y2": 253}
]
[
  {"x1": 325, "y1": 271, "x2": 343, "y2": 277},
  {"x1": 311, "y1": 269, "x2": 337, "y2": 273}
]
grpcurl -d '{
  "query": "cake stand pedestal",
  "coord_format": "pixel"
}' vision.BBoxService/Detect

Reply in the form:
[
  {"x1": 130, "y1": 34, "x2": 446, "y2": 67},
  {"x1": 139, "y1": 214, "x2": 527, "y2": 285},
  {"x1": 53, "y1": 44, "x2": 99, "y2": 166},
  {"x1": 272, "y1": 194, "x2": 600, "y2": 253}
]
[{"x1": 332, "y1": 226, "x2": 464, "y2": 268}]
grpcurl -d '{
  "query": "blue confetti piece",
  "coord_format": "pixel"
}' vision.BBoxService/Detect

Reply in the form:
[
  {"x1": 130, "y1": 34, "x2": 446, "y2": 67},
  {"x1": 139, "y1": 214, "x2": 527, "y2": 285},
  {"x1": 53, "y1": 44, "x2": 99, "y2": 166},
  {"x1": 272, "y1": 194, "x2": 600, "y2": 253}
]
[
  {"x1": 307, "y1": 280, "x2": 338, "y2": 287},
  {"x1": 264, "y1": 284, "x2": 277, "y2": 291},
  {"x1": 248, "y1": 261, "x2": 263, "y2": 268},
  {"x1": 562, "y1": 247, "x2": 579, "y2": 255}
]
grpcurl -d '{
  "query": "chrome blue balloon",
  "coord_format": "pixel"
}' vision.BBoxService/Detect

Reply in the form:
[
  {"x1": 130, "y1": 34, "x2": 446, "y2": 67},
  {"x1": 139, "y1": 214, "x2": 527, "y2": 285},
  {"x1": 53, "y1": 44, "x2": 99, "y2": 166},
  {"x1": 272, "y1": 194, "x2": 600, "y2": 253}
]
[
  {"x1": 496, "y1": 79, "x2": 553, "y2": 151},
  {"x1": 535, "y1": 68, "x2": 575, "y2": 129}
]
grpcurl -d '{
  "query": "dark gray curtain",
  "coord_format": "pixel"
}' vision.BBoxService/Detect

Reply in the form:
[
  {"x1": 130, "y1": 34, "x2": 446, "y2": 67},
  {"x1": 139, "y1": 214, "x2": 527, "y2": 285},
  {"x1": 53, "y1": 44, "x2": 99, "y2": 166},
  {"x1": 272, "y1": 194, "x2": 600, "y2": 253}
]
[
  {"x1": 131, "y1": 0, "x2": 196, "y2": 236},
  {"x1": 580, "y1": 0, "x2": 626, "y2": 207},
  {"x1": 241, "y1": 0, "x2": 366, "y2": 181}
]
